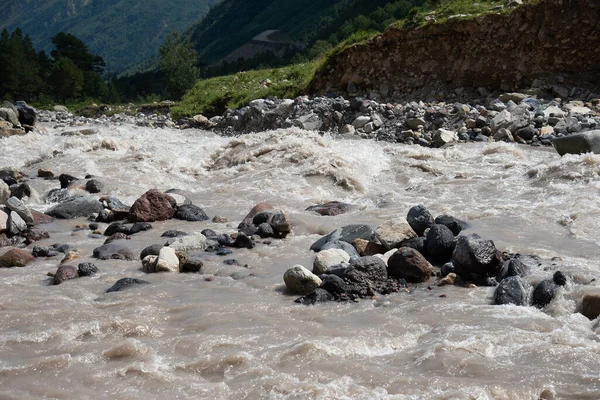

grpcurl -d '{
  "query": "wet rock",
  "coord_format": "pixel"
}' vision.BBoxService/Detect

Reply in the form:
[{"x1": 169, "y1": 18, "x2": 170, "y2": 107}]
[
  {"x1": 128, "y1": 189, "x2": 177, "y2": 222},
  {"x1": 46, "y1": 197, "x2": 103, "y2": 219},
  {"x1": 105, "y1": 277, "x2": 150, "y2": 293},
  {"x1": 223, "y1": 259, "x2": 240, "y2": 266},
  {"x1": 59, "y1": 173, "x2": 78, "y2": 189},
  {"x1": 532, "y1": 271, "x2": 567, "y2": 308},
  {"x1": 310, "y1": 224, "x2": 376, "y2": 252},
  {"x1": 494, "y1": 276, "x2": 528, "y2": 305},
  {"x1": 156, "y1": 247, "x2": 180, "y2": 272},
  {"x1": 256, "y1": 222, "x2": 274, "y2": 238},
  {"x1": 238, "y1": 202, "x2": 274, "y2": 234},
  {"x1": 505, "y1": 256, "x2": 533, "y2": 278},
  {"x1": 425, "y1": 224, "x2": 456, "y2": 264},
  {"x1": 46, "y1": 188, "x2": 72, "y2": 204},
  {"x1": 284, "y1": 265, "x2": 322, "y2": 295},
  {"x1": 78, "y1": 262, "x2": 99, "y2": 277},
  {"x1": 10, "y1": 183, "x2": 33, "y2": 200},
  {"x1": 15, "y1": 101, "x2": 37, "y2": 126},
  {"x1": 32, "y1": 245, "x2": 59, "y2": 258},
  {"x1": 268, "y1": 210, "x2": 292, "y2": 237},
  {"x1": 52, "y1": 244, "x2": 71, "y2": 254},
  {"x1": 174, "y1": 204, "x2": 209, "y2": 221},
  {"x1": 294, "y1": 288, "x2": 335, "y2": 305},
  {"x1": 31, "y1": 210, "x2": 54, "y2": 225},
  {"x1": 0, "y1": 180, "x2": 9, "y2": 204},
  {"x1": 140, "y1": 244, "x2": 163, "y2": 260},
  {"x1": 434, "y1": 215, "x2": 467, "y2": 236},
  {"x1": 320, "y1": 274, "x2": 347, "y2": 297},
  {"x1": 438, "y1": 272, "x2": 461, "y2": 286},
  {"x1": 6, "y1": 197, "x2": 34, "y2": 225},
  {"x1": 552, "y1": 130, "x2": 600, "y2": 156},
  {"x1": 232, "y1": 232, "x2": 254, "y2": 249},
  {"x1": 38, "y1": 168, "x2": 54, "y2": 178},
  {"x1": 400, "y1": 236, "x2": 427, "y2": 255},
  {"x1": 104, "y1": 222, "x2": 130, "y2": 236},
  {"x1": 161, "y1": 230, "x2": 188, "y2": 238},
  {"x1": 22, "y1": 227, "x2": 50, "y2": 244},
  {"x1": 305, "y1": 201, "x2": 353, "y2": 216},
  {"x1": 313, "y1": 248, "x2": 350, "y2": 275},
  {"x1": 580, "y1": 290, "x2": 600, "y2": 320},
  {"x1": 321, "y1": 240, "x2": 360, "y2": 258},
  {"x1": 0, "y1": 248, "x2": 34, "y2": 267},
  {"x1": 181, "y1": 256, "x2": 204, "y2": 273},
  {"x1": 407, "y1": 205, "x2": 435, "y2": 236},
  {"x1": 104, "y1": 233, "x2": 130, "y2": 244},
  {"x1": 346, "y1": 256, "x2": 388, "y2": 285},
  {"x1": 212, "y1": 215, "x2": 228, "y2": 223},
  {"x1": 451, "y1": 234, "x2": 500, "y2": 276},
  {"x1": 387, "y1": 247, "x2": 433, "y2": 283},
  {"x1": 85, "y1": 179, "x2": 104, "y2": 194},
  {"x1": 53, "y1": 265, "x2": 79, "y2": 285},
  {"x1": 375, "y1": 219, "x2": 417, "y2": 250},
  {"x1": 352, "y1": 238, "x2": 386, "y2": 256},
  {"x1": 8, "y1": 211, "x2": 27, "y2": 235},
  {"x1": 92, "y1": 243, "x2": 135, "y2": 261},
  {"x1": 142, "y1": 255, "x2": 158, "y2": 273},
  {"x1": 129, "y1": 222, "x2": 152, "y2": 235},
  {"x1": 168, "y1": 232, "x2": 208, "y2": 251}
]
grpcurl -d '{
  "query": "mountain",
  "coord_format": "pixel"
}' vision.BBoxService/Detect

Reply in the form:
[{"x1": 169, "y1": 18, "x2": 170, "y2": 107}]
[
  {"x1": 184, "y1": 0, "x2": 425, "y2": 65},
  {"x1": 0, "y1": 0, "x2": 219, "y2": 73}
]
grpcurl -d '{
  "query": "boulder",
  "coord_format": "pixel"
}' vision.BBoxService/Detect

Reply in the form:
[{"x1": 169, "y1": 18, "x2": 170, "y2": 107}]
[
  {"x1": 346, "y1": 256, "x2": 388, "y2": 285},
  {"x1": 15, "y1": 101, "x2": 37, "y2": 126},
  {"x1": 313, "y1": 248, "x2": 350, "y2": 275},
  {"x1": 580, "y1": 290, "x2": 600, "y2": 320},
  {"x1": 310, "y1": 224, "x2": 376, "y2": 252},
  {"x1": 494, "y1": 276, "x2": 528, "y2": 305},
  {"x1": 155, "y1": 247, "x2": 180, "y2": 272},
  {"x1": 22, "y1": 227, "x2": 49, "y2": 244},
  {"x1": 400, "y1": 236, "x2": 427, "y2": 255},
  {"x1": 406, "y1": 117, "x2": 426, "y2": 130},
  {"x1": 434, "y1": 215, "x2": 466, "y2": 236},
  {"x1": 425, "y1": 224, "x2": 456, "y2": 263},
  {"x1": 92, "y1": 243, "x2": 135, "y2": 261},
  {"x1": 451, "y1": 234, "x2": 500, "y2": 275},
  {"x1": 321, "y1": 240, "x2": 360, "y2": 258},
  {"x1": 0, "y1": 248, "x2": 34, "y2": 267},
  {"x1": 0, "y1": 180, "x2": 9, "y2": 204},
  {"x1": 53, "y1": 265, "x2": 79, "y2": 285},
  {"x1": 499, "y1": 93, "x2": 527, "y2": 103},
  {"x1": 174, "y1": 204, "x2": 209, "y2": 221},
  {"x1": 320, "y1": 274, "x2": 348, "y2": 297},
  {"x1": 552, "y1": 130, "x2": 600, "y2": 156},
  {"x1": 181, "y1": 256, "x2": 204, "y2": 273},
  {"x1": 0, "y1": 209, "x2": 8, "y2": 233},
  {"x1": 0, "y1": 107, "x2": 20, "y2": 126},
  {"x1": 387, "y1": 247, "x2": 433, "y2": 283},
  {"x1": 532, "y1": 271, "x2": 567, "y2": 308},
  {"x1": 375, "y1": 219, "x2": 417, "y2": 249},
  {"x1": 58, "y1": 174, "x2": 78, "y2": 189},
  {"x1": 352, "y1": 116, "x2": 371, "y2": 129},
  {"x1": 104, "y1": 222, "x2": 131, "y2": 236},
  {"x1": 433, "y1": 129, "x2": 458, "y2": 147},
  {"x1": 168, "y1": 232, "x2": 208, "y2": 251},
  {"x1": 283, "y1": 265, "x2": 323, "y2": 295},
  {"x1": 85, "y1": 179, "x2": 104, "y2": 194},
  {"x1": 352, "y1": 238, "x2": 386, "y2": 256},
  {"x1": 77, "y1": 262, "x2": 99, "y2": 277},
  {"x1": 129, "y1": 222, "x2": 152, "y2": 235},
  {"x1": 294, "y1": 288, "x2": 335, "y2": 305},
  {"x1": 306, "y1": 201, "x2": 353, "y2": 216},
  {"x1": 128, "y1": 189, "x2": 176, "y2": 222},
  {"x1": 46, "y1": 197, "x2": 103, "y2": 219},
  {"x1": 8, "y1": 211, "x2": 27, "y2": 235},
  {"x1": 105, "y1": 277, "x2": 150, "y2": 293},
  {"x1": 142, "y1": 255, "x2": 158, "y2": 273},
  {"x1": 407, "y1": 205, "x2": 435, "y2": 236},
  {"x1": 140, "y1": 244, "x2": 164, "y2": 260},
  {"x1": 294, "y1": 113, "x2": 322, "y2": 131},
  {"x1": 491, "y1": 110, "x2": 513, "y2": 132}
]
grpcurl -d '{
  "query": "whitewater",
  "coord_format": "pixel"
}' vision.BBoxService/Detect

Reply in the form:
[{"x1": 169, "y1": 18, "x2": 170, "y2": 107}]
[{"x1": 1, "y1": 122, "x2": 600, "y2": 399}]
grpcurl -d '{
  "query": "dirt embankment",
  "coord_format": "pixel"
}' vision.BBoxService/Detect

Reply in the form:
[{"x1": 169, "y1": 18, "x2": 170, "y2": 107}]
[{"x1": 311, "y1": 0, "x2": 600, "y2": 101}]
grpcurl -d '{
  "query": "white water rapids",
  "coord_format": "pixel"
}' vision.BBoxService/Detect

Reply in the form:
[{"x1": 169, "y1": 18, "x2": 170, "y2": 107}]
[{"x1": 1, "y1": 123, "x2": 600, "y2": 399}]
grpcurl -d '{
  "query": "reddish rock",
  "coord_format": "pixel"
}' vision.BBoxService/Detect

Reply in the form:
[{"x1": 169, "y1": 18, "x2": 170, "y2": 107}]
[
  {"x1": 353, "y1": 238, "x2": 386, "y2": 256},
  {"x1": 31, "y1": 210, "x2": 55, "y2": 225},
  {"x1": 387, "y1": 247, "x2": 433, "y2": 283},
  {"x1": 23, "y1": 227, "x2": 50, "y2": 244},
  {"x1": 53, "y1": 265, "x2": 79, "y2": 285},
  {"x1": 242, "y1": 202, "x2": 273, "y2": 221},
  {"x1": 0, "y1": 248, "x2": 35, "y2": 267},
  {"x1": 128, "y1": 189, "x2": 177, "y2": 222}
]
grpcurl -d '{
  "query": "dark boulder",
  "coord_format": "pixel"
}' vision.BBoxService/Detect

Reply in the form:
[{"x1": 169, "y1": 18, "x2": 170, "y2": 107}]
[
  {"x1": 451, "y1": 234, "x2": 500, "y2": 276},
  {"x1": 53, "y1": 265, "x2": 79, "y2": 285},
  {"x1": 346, "y1": 256, "x2": 388, "y2": 285},
  {"x1": 494, "y1": 276, "x2": 529, "y2": 305},
  {"x1": 434, "y1": 214, "x2": 467, "y2": 236},
  {"x1": 104, "y1": 233, "x2": 130, "y2": 244},
  {"x1": 387, "y1": 247, "x2": 433, "y2": 283},
  {"x1": 32, "y1": 245, "x2": 60, "y2": 258},
  {"x1": 93, "y1": 243, "x2": 135, "y2": 261},
  {"x1": 129, "y1": 222, "x2": 152, "y2": 235},
  {"x1": 425, "y1": 224, "x2": 456, "y2": 264},
  {"x1": 46, "y1": 197, "x2": 103, "y2": 219},
  {"x1": 106, "y1": 277, "x2": 150, "y2": 293},
  {"x1": 532, "y1": 271, "x2": 567, "y2": 308},
  {"x1": 294, "y1": 288, "x2": 335, "y2": 305},
  {"x1": 232, "y1": 232, "x2": 254, "y2": 249},
  {"x1": 128, "y1": 189, "x2": 176, "y2": 222},
  {"x1": 181, "y1": 256, "x2": 204, "y2": 273},
  {"x1": 306, "y1": 201, "x2": 353, "y2": 216},
  {"x1": 78, "y1": 262, "x2": 99, "y2": 277},
  {"x1": 321, "y1": 240, "x2": 360, "y2": 259},
  {"x1": 161, "y1": 230, "x2": 188, "y2": 238},
  {"x1": 104, "y1": 222, "x2": 130, "y2": 236},
  {"x1": 440, "y1": 262, "x2": 455, "y2": 277},
  {"x1": 85, "y1": 179, "x2": 104, "y2": 194},
  {"x1": 400, "y1": 236, "x2": 427, "y2": 255},
  {"x1": 15, "y1": 101, "x2": 37, "y2": 126},
  {"x1": 174, "y1": 204, "x2": 209, "y2": 221},
  {"x1": 140, "y1": 244, "x2": 163, "y2": 260},
  {"x1": 320, "y1": 274, "x2": 347, "y2": 297},
  {"x1": 10, "y1": 183, "x2": 32, "y2": 199},
  {"x1": 310, "y1": 224, "x2": 376, "y2": 252},
  {"x1": 257, "y1": 222, "x2": 274, "y2": 238},
  {"x1": 58, "y1": 174, "x2": 78, "y2": 189},
  {"x1": 407, "y1": 205, "x2": 435, "y2": 236},
  {"x1": 0, "y1": 248, "x2": 34, "y2": 267}
]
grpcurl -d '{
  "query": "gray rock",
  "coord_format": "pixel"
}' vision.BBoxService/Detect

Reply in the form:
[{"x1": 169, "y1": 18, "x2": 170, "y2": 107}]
[
  {"x1": 406, "y1": 117, "x2": 427, "y2": 130},
  {"x1": 295, "y1": 113, "x2": 322, "y2": 131},
  {"x1": 313, "y1": 249, "x2": 350, "y2": 275},
  {"x1": 77, "y1": 262, "x2": 99, "y2": 277},
  {"x1": 498, "y1": 93, "x2": 527, "y2": 103},
  {"x1": 552, "y1": 130, "x2": 600, "y2": 156},
  {"x1": 283, "y1": 265, "x2": 322, "y2": 295},
  {"x1": 544, "y1": 106, "x2": 565, "y2": 119},
  {"x1": 8, "y1": 211, "x2": 27, "y2": 235},
  {"x1": 106, "y1": 277, "x2": 150, "y2": 293},
  {"x1": 15, "y1": 101, "x2": 37, "y2": 126},
  {"x1": 494, "y1": 276, "x2": 528, "y2": 305},
  {"x1": 407, "y1": 205, "x2": 434, "y2": 236},
  {"x1": 493, "y1": 128, "x2": 514, "y2": 142},
  {"x1": 352, "y1": 116, "x2": 371, "y2": 129},
  {"x1": 310, "y1": 224, "x2": 376, "y2": 252},
  {"x1": 433, "y1": 129, "x2": 458, "y2": 147},
  {"x1": 6, "y1": 196, "x2": 34, "y2": 225},
  {"x1": 46, "y1": 197, "x2": 103, "y2": 219},
  {"x1": 340, "y1": 124, "x2": 355, "y2": 134},
  {"x1": 491, "y1": 110, "x2": 513, "y2": 132},
  {"x1": 0, "y1": 107, "x2": 20, "y2": 127},
  {"x1": 168, "y1": 232, "x2": 208, "y2": 251},
  {"x1": 0, "y1": 209, "x2": 8, "y2": 233},
  {"x1": 294, "y1": 288, "x2": 334, "y2": 305},
  {"x1": 174, "y1": 204, "x2": 209, "y2": 221},
  {"x1": 92, "y1": 243, "x2": 135, "y2": 260},
  {"x1": 0, "y1": 180, "x2": 10, "y2": 204},
  {"x1": 321, "y1": 240, "x2": 360, "y2": 258},
  {"x1": 451, "y1": 234, "x2": 499, "y2": 275},
  {"x1": 375, "y1": 219, "x2": 417, "y2": 250}
]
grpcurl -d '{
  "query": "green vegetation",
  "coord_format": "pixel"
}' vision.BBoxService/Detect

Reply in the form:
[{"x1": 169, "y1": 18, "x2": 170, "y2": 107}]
[
  {"x1": 172, "y1": 62, "x2": 320, "y2": 119},
  {"x1": 159, "y1": 32, "x2": 199, "y2": 100}
]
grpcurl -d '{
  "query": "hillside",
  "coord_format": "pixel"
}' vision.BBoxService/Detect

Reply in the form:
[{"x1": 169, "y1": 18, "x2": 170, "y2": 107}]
[
  {"x1": 184, "y1": 0, "x2": 426, "y2": 65},
  {"x1": 0, "y1": 0, "x2": 218, "y2": 73}
]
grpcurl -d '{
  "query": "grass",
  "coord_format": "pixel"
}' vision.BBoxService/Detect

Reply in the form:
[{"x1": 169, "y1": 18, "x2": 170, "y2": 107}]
[{"x1": 171, "y1": 61, "x2": 321, "y2": 119}]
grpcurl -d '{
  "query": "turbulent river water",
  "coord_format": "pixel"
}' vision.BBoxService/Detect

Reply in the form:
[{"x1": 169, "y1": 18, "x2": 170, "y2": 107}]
[{"x1": 2, "y1": 123, "x2": 600, "y2": 399}]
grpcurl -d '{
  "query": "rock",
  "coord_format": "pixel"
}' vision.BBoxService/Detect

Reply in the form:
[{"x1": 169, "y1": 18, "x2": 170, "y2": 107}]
[
  {"x1": 499, "y1": 93, "x2": 527, "y2": 103},
  {"x1": 387, "y1": 247, "x2": 432, "y2": 282},
  {"x1": 155, "y1": 247, "x2": 180, "y2": 272},
  {"x1": 181, "y1": 256, "x2": 204, "y2": 273},
  {"x1": 53, "y1": 265, "x2": 79, "y2": 285},
  {"x1": 294, "y1": 288, "x2": 334, "y2": 305},
  {"x1": 168, "y1": 232, "x2": 208, "y2": 251},
  {"x1": 0, "y1": 123, "x2": 26, "y2": 137},
  {"x1": 173, "y1": 204, "x2": 209, "y2": 221},
  {"x1": 320, "y1": 274, "x2": 348, "y2": 297},
  {"x1": 491, "y1": 110, "x2": 513, "y2": 132},
  {"x1": 510, "y1": 104, "x2": 532, "y2": 132},
  {"x1": 129, "y1": 222, "x2": 152, "y2": 234},
  {"x1": 0, "y1": 209, "x2": 8, "y2": 233},
  {"x1": 400, "y1": 236, "x2": 427, "y2": 255},
  {"x1": 305, "y1": 201, "x2": 353, "y2": 216},
  {"x1": 505, "y1": 256, "x2": 533, "y2": 278},
  {"x1": 46, "y1": 197, "x2": 103, "y2": 219},
  {"x1": 105, "y1": 277, "x2": 150, "y2": 293},
  {"x1": 493, "y1": 128, "x2": 514, "y2": 142},
  {"x1": 10, "y1": 183, "x2": 34, "y2": 200},
  {"x1": 434, "y1": 215, "x2": 466, "y2": 236},
  {"x1": 375, "y1": 219, "x2": 417, "y2": 250},
  {"x1": 256, "y1": 222, "x2": 274, "y2": 238},
  {"x1": 92, "y1": 243, "x2": 135, "y2": 261},
  {"x1": 53, "y1": 105, "x2": 68, "y2": 112},
  {"x1": 580, "y1": 290, "x2": 600, "y2": 320},
  {"x1": 544, "y1": 106, "x2": 565, "y2": 119},
  {"x1": 58, "y1": 173, "x2": 78, "y2": 189},
  {"x1": 142, "y1": 255, "x2": 158, "y2": 273},
  {"x1": 407, "y1": 205, "x2": 435, "y2": 236},
  {"x1": 0, "y1": 180, "x2": 9, "y2": 204},
  {"x1": 161, "y1": 230, "x2": 187, "y2": 238},
  {"x1": 31, "y1": 210, "x2": 54, "y2": 225},
  {"x1": 451, "y1": 234, "x2": 500, "y2": 275},
  {"x1": 15, "y1": 101, "x2": 37, "y2": 126},
  {"x1": 140, "y1": 244, "x2": 163, "y2": 260},
  {"x1": 352, "y1": 238, "x2": 386, "y2": 256},
  {"x1": 78, "y1": 262, "x2": 99, "y2": 277},
  {"x1": 295, "y1": 113, "x2": 322, "y2": 131},
  {"x1": 232, "y1": 232, "x2": 254, "y2": 249},
  {"x1": 32, "y1": 245, "x2": 59, "y2": 258},
  {"x1": 104, "y1": 222, "x2": 131, "y2": 236},
  {"x1": 242, "y1": 202, "x2": 273, "y2": 221},
  {"x1": 346, "y1": 256, "x2": 388, "y2": 284},
  {"x1": 0, "y1": 248, "x2": 33, "y2": 267},
  {"x1": 494, "y1": 276, "x2": 528, "y2": 305},
  {"x1": 128, "y1": 189, "x2": 177, "y2": 222},
  {"x1": 310, "y1": 224, "x2": 376, "y2": 252},
  {"x1": 433, "y1": 129, "x2": 458, "y2": 147},
  {"x1": 321, "y1": 240, "x2": 360, "y2": 258},
  {"x1": 313, "y1": 249, "x2": 350, "y2": 275},
  {"x1": 352, "y1": 116, "x2": 371, "y2": 129},
  {"x1": 406, "y1": 117, "x2": 426, "y2": 130},
  {"x1": 5, "y1": 196, "x2": 33, "y2": 225},
  {"x1": 552, "y1": 130, "x2": 600, "y2": 156},
  {"x1": 283, "y1": 265, "x2": 323, "y2": 295},
  {"x1": 0, "y1": 107, "x2": 20, "y2": 126},
  {"x1": 425, "y1": 224, "x2": 456, "y2": 264},
  {"x1": 8, "y1": 211, "x2": 27, "y2": 235},
  {"x1": 22, "y1": 227, "x2": 49, "y2": 244},
  {"x1": 340, "y1": 124, "x2": 355, "y2": 134},
  {"x1": 167, "y1": 193, "x2": 191, "y2": 207},
  {"x1": 212, "y1": 215, "x2": 228, "y2": 223},
  {"x1": 104, "y1": 233, "x2": 130, "y2": 244},
  {"x1": 532, "y1": 271, "x2": 567, "y2": 308},
  {"x1": 515, "y1": 126, "x2": 536, "y2": 141},
  {"x1": 85, "y1": 179, "x2": 104, "y2": 194}
]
